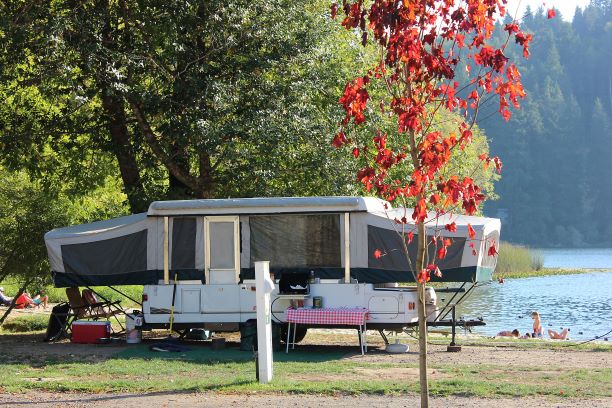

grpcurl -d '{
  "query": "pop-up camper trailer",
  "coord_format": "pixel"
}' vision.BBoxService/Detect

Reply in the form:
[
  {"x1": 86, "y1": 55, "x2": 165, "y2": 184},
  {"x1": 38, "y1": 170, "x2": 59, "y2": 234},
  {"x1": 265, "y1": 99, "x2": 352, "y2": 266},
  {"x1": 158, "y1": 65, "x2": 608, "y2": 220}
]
[{"x1": 45, "y1": 196, "x2": 500, "y2": 334}]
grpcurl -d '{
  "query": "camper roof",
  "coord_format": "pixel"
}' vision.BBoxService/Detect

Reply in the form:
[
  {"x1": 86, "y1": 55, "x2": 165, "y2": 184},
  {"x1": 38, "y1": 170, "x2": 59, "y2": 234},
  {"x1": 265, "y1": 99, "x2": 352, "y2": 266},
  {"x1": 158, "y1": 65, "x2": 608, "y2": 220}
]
[{"x1": 147, "y1": 196, "x2": 387, "y2": 216}]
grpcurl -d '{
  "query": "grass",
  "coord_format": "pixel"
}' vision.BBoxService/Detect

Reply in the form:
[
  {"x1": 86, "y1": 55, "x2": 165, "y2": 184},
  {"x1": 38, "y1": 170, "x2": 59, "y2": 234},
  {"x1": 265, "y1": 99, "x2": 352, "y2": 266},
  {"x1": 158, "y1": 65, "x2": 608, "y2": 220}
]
[
  {"x1": 497, "y1": 268, "x2": 595, "y2": 279},
  {"x1": 496, "y1": 241, "x2": 543, "y2": 275},
  {"x1": 0, "y1": 314, "x2": 49, "y2": 333},
  {"x1": 0, "y1": 345, "x2": 609, "y2": 398}
]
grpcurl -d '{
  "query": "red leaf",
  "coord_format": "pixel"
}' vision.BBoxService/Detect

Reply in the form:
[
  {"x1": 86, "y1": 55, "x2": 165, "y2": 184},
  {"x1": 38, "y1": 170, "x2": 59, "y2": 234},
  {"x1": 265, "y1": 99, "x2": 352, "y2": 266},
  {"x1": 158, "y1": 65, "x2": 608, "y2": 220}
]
[
  {"x1": 547, "y1": 8, "x2": 556, "y2": 19},
  {"x1": 433, "y1": 266, "x2": 442, "y2": 278},
  {"x1": 437, "y1": 246, "x2": 447, "y2": 260},
  {"x1": 444, "y1": 222, "x2": 457, "y2": 232},
  {"x1": 407, "y1": 231, "x2": 414, "y2": 244},
  {"x1": 373, "y1": 249, "x2": 383, "y2": 259},
  {"x1": 467, "y1": 223, "x2": 476, "y2": 239},
  {"x1": 417, "y1": 269, "x2": 431, "y2": 284},
  {"x1": 331, "y1": 3, "x2": 338, "y2": 20},
  {"x1": 412, "y1": 198, "x2": 428, "y2": 222},
  {"x1": 488, "y1": 241, "x2": 498, "y2": 256},
  {"x1": 430, "y1": 193, "x2": 440, "y2": 205},
  {"x1": 332, "y1": 131, "x2": 348, "y2": 148},
  {"x1": 352, "y1": 147, "x2": 360, "y2": 158},
  {"x1": 443, "y1": 238, "x2": 452, "y2": 247}
]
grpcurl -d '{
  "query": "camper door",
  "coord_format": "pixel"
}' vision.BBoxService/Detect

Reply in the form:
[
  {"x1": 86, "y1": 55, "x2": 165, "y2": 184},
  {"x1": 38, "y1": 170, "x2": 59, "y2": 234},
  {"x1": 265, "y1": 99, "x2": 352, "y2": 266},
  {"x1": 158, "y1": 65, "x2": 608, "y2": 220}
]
[{"x1": 205, "y1": 216, "x2": 240, "y2": 284}]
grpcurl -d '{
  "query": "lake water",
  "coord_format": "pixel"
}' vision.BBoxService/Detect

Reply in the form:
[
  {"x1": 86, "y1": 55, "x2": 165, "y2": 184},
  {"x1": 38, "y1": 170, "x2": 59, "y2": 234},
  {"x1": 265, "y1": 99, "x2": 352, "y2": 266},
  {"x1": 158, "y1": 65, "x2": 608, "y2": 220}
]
[
  {"x1": 538, "y1": 248, "x2": 612, "y2": 269},
  {"x1": 449, "y1": 249, "x2": 612, "y2": 341}
]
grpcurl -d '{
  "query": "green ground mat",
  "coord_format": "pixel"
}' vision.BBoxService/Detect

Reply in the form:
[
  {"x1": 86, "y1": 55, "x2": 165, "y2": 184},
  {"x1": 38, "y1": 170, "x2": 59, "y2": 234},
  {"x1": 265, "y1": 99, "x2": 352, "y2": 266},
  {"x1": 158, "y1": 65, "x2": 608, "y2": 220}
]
[{"x1": 116, "y1": 342, "x2": 346, "y2": 363}]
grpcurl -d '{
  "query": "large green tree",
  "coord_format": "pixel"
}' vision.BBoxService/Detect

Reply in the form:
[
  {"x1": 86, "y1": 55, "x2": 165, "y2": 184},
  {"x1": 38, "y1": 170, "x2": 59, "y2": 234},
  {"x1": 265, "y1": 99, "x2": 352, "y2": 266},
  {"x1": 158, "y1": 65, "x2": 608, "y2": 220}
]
[{"x1": 0, "y1": 0, "x2": 363, "y2": 212}]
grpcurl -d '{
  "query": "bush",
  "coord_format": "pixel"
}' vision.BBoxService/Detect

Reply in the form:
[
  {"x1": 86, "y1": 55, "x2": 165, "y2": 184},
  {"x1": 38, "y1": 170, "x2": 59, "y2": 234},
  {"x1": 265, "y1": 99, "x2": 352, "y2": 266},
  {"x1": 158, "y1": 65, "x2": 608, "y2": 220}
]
[
  {"x1": 496, "y1": 241, "x2": 536, "y2": 274},
  {"x1": 1, "y1": 314, "x2": 49, "y2": 333}
]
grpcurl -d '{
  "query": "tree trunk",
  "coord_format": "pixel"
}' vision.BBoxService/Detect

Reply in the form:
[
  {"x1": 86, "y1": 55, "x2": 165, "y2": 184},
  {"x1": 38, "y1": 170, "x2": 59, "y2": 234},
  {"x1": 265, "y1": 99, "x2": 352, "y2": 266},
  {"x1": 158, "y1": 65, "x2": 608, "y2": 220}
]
[
  {"x1": 198, "y1": 152, "x2": 214, "y2": 199},
  {"x1": 101, "y1": 92, "x2": 147, "y2": 213},
  {"x1": 167, "y1": 141, "x2": 192, "y2": 199},
  {"x1": 416, "y1": 221, "x2": 429, "y2": 407}
]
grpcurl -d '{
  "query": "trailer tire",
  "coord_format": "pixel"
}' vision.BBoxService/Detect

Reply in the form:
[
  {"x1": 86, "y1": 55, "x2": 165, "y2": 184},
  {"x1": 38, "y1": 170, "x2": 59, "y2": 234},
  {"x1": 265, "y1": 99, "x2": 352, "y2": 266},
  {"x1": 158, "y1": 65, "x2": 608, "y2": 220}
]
[{"x1": 280, "y1": 324, "x2": 308, "y2": 344}]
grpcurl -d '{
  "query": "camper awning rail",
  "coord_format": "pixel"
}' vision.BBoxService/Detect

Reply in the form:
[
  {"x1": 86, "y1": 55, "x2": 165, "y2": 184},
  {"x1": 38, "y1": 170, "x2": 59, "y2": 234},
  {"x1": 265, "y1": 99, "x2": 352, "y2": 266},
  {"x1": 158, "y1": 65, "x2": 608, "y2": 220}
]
[{"x1": 147, "y1": 196, "x2": 384, "y2": 217}]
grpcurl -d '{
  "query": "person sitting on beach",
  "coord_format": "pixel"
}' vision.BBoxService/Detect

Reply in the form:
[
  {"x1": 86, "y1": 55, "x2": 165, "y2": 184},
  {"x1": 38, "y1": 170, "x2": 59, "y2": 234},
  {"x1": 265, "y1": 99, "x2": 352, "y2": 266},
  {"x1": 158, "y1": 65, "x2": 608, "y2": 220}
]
[
  {"x1": 548, "y1": 328, "x2": 570, "y2": 340},
  {"x1": 497, "y1": 329, "x2": 520, "y2": 337},
  {"x1": 31, "y1": 291, "x2": 49, "y2": 309},
  {"x1": 0, "y1": 287, "x2": 12, "y2": 306},
  {"x1": 14, "y1": 292, "x2": 36, "y2": 309},
  {"x1": 531, "y1": 311, "x2": 544, "y2": 338}
]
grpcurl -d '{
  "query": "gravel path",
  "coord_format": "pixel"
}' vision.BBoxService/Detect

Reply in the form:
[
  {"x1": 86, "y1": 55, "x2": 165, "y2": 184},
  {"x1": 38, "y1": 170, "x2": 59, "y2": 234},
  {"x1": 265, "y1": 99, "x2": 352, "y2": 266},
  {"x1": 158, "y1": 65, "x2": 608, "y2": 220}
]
[{"x1": 1, "y1": 391, "x2": 611, "y2": 408}]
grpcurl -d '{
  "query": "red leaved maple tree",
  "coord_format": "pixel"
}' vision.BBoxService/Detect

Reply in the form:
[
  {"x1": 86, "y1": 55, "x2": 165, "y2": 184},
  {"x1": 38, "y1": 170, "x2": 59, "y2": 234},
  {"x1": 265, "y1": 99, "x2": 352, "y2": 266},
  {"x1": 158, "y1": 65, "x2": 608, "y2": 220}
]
[{"x1": 332, "y1": 1, "x2": 546, "y2": 406}]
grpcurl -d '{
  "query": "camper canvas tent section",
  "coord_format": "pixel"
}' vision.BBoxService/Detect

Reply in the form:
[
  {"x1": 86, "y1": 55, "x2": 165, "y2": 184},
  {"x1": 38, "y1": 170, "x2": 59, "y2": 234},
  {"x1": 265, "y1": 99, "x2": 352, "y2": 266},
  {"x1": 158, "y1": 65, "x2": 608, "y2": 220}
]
[{"x1": 45, "y1": 196, "x2": 500, "y2": 288}]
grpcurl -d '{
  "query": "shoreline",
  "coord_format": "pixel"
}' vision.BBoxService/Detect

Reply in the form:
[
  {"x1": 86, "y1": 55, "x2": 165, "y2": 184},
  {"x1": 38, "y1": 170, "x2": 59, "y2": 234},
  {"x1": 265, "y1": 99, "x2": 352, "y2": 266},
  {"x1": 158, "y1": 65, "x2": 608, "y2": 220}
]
[{"x1": 495, "y1": 267, "x2": 611, "y2": 279}]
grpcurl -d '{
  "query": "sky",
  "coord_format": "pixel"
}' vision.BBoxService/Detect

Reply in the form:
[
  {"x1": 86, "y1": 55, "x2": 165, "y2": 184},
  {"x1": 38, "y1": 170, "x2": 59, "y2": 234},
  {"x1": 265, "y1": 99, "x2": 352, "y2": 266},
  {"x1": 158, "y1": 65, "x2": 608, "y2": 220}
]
[{"x1": 505, "y1": 0, "x2": 592, "y2": 21}]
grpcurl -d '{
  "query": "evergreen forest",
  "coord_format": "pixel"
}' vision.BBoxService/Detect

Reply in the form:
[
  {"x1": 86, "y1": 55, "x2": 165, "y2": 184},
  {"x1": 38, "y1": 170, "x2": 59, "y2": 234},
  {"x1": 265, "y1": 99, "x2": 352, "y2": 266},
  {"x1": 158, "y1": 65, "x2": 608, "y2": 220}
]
[{"x1": 482, "y1": 2, "x2": 612, "y2": 247}]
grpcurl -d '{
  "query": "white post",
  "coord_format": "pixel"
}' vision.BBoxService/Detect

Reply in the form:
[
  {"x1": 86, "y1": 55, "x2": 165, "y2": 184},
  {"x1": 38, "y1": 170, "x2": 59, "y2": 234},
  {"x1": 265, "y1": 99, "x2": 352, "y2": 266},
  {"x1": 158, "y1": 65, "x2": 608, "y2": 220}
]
[{"x1": 255, "y1": 261, "x2": 274, "y2": 383}]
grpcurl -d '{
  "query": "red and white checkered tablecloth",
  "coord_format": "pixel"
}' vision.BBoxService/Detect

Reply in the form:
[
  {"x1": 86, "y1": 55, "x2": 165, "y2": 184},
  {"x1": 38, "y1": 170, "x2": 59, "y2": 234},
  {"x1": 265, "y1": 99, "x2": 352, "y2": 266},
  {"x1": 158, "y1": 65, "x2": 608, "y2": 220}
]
[{"x1": 285, "y1": 307, "x2": 369, "y2": 326}]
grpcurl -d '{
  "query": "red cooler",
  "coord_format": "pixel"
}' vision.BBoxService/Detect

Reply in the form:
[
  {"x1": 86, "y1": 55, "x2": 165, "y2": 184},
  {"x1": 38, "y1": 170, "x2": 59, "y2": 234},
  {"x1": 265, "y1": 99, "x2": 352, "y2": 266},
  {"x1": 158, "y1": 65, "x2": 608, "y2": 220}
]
[{"x1": 71, "y1": 321, "x2": 111, "y2": 344}]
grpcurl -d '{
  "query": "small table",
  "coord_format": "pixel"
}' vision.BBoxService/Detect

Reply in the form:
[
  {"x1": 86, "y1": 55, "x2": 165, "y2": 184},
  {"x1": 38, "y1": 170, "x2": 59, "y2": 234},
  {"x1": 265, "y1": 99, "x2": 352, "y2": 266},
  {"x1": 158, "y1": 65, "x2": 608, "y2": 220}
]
[{"x1": 285, "y1": 307, "x2": 370, "y2": 355}]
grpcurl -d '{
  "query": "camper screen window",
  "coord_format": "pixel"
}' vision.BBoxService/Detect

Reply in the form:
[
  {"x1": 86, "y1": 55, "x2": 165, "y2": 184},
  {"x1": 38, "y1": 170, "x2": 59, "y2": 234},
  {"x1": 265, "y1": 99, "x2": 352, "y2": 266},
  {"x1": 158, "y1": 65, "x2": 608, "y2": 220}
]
[
  {"x1": 171, "y1": 217, "x2": 196, "y2": 270},
  {"x1": 249, "y1": 214, "x2": 341, "y2": 267},
  {"x1": 367, "y1": 225, "x2": 465, "y2": 271}
]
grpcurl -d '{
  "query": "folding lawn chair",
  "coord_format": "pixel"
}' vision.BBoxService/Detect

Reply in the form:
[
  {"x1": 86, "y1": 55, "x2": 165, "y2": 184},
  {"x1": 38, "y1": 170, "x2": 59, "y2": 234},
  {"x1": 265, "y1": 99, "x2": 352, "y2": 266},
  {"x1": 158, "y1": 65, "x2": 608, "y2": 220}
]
[
  {"x1": 81, "y1": 288, "x2": 125, "y2": 332},
  {"x1": 81, "y1": 289, "x2": 122, "y2": 318},
  {"x1": 66, "y1": 287, "x2": 109, "y2": 320}
]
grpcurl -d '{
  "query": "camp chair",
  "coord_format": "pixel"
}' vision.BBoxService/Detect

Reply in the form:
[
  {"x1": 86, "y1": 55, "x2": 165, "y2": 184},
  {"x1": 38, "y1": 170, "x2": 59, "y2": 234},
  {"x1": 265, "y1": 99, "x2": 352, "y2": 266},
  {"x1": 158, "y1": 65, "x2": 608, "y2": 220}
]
[
  {"x1": 64, "y1": 287, "x2": 126, "y2": 336},
  {"x1": 66, "y1": 287, "x2": 109, "y2": 320},
  {"x1": 82, "y1": 289, "x2": 123, "y2": 319}
]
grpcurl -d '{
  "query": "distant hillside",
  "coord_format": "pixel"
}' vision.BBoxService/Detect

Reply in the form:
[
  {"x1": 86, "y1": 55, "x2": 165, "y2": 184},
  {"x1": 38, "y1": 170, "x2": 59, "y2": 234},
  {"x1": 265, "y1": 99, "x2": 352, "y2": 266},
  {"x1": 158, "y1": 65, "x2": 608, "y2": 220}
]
[{"x1": 483, "y1": 2, "x2": 612, "y2": 247}]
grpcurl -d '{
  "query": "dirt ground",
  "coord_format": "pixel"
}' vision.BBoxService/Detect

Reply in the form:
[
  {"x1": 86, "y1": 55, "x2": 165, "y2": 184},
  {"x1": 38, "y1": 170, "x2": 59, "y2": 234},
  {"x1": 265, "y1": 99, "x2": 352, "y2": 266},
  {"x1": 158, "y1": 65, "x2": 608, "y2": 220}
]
[
  {"x1": 1, "y1": 311, "x2": 611, "y2": 407},
  {"x1": 1, "y1": 328, "x2": 610, "y2": 370},
  {"x1": 1, "y1": 391, "x2": 611, "y2": 408}
]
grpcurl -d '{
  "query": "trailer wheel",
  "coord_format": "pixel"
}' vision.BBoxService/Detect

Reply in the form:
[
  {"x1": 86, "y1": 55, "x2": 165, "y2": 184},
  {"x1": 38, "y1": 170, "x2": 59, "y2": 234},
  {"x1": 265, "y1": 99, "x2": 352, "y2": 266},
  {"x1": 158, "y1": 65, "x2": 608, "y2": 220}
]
[{"x1": 280, "y1": 324, "x2": 308, "y2": 344}]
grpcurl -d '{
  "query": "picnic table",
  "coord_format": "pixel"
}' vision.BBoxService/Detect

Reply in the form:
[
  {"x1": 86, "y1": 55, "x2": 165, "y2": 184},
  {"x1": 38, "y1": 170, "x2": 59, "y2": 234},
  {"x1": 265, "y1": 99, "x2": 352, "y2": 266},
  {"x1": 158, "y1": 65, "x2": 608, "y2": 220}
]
[{"x1": 285, "y1": 307, "x2": 369, "y2": 355}]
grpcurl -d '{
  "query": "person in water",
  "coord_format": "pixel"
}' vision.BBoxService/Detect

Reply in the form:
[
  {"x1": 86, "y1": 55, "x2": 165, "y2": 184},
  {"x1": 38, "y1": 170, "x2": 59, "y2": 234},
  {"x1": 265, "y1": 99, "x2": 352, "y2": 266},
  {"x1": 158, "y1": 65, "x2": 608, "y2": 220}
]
[
  {"x1": 531, "y1": 311, "x2": 544, "y2": 337},
  {"x1": 548, "y1": 328, "x2": 570, "y2": 340},
  {"x1": 497, "y1": 329, "x2": 520, "y2": 337}
]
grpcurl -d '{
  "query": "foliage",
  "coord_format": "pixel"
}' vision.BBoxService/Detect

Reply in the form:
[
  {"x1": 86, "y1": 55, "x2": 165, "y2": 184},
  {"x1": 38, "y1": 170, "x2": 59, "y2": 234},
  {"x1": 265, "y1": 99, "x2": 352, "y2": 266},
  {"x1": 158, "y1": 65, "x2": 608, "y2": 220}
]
[
  {"x1": 0, "y1": 0, "x2": 366, "y2": 211},
  {"x1": 0, "y1": 169, "x2": 72, "y2": 285},
  {"x1": 483, "y1": 2, "x2": 612, "y2": 247},
  {"x1": 0, "y1": 168, "x2": 128, "y2": 286},
  {"x1": 1, "y1": 314, "x2": 49, "y2": 333},
  {"x1": 332, "y1": 0, "x2": 531, "y2": 281}
]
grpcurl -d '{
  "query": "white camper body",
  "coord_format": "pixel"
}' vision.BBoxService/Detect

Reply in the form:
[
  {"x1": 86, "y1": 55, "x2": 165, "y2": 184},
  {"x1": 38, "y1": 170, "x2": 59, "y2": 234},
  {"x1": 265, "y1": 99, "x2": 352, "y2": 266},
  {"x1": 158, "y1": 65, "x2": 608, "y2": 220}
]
[
  {"x1": 142, "y1": 282, "x2": 435, "y2": 330},
  {"x1": 45, "y1": 196, "x2": 500, "y2": 332}
]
